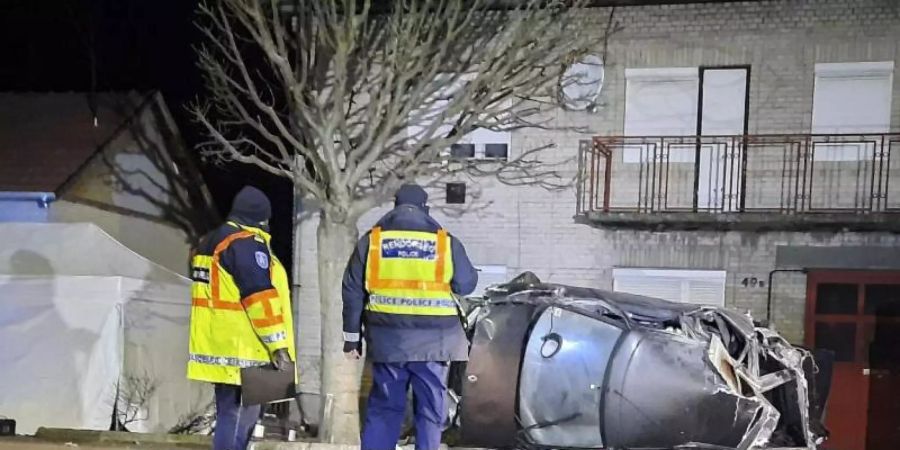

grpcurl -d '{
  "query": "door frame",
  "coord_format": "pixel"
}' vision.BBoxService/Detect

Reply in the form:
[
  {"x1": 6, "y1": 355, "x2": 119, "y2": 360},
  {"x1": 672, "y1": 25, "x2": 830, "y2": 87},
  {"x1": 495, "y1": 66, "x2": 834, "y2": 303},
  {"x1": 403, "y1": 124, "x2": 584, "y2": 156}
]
[
  {"x1": 804, "y1": 270, "x2": 900, "y2": 450},
  {"x1": 693, "y1": 65, "x2": 752, "y2": 212},
  {"x1": 804, "y1": 270, "x2": 900, "y2": 354}
]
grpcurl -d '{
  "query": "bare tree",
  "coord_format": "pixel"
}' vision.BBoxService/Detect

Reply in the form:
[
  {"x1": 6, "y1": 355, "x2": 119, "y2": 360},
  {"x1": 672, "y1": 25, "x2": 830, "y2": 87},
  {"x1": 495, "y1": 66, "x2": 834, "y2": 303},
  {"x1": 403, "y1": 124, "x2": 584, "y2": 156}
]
[
  {"x1": 169, "y1": 400, "x2": 216, "y2": 435},
  {"x1": 192, "y1": 0, "x2": 602, "y2": 443},
  {"x1": 110, "y1": 372, "x2": 159, "y2": 431}
]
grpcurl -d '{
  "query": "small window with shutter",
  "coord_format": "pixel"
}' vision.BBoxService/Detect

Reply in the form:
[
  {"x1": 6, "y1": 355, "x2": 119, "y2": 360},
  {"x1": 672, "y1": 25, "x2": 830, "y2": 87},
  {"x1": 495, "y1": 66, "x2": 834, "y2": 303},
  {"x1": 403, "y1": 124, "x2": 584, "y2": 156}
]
[{"x1": 612, "y1": 268, "x2": 727, "y2": 307}]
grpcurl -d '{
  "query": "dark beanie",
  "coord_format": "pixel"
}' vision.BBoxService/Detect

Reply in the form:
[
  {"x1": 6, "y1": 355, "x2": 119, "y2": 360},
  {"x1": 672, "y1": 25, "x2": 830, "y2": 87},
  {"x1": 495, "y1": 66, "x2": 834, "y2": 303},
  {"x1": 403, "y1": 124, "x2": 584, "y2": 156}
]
[
  {"x1": 394, "y1": 183, "x2": 428, "y2": 208},
  {"x1": 229, "y1": 186, "x2": 272, "y2": 223}
]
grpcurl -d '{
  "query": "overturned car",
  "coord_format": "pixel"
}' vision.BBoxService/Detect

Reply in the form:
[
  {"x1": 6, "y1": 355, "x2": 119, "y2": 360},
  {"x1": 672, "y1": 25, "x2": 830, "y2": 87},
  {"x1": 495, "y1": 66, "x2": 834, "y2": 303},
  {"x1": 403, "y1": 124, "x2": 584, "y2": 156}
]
[{"x1": 450, "y1": 273, "x2": 833, "y2": 450}]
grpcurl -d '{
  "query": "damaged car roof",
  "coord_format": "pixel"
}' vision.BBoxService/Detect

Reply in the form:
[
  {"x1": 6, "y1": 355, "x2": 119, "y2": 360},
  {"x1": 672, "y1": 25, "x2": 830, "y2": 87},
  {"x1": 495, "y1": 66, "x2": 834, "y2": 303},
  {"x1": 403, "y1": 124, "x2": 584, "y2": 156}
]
[{"x1": 486, "y1": 271, "x2": 720, "y2": 325}]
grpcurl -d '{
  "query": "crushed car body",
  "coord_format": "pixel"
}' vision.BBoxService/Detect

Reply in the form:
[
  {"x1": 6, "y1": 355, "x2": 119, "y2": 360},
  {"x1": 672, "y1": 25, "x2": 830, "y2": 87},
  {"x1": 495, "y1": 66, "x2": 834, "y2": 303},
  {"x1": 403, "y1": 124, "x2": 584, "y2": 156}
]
[{"x1": 454, "y1": 272, "x2": 833, "y2": 450}]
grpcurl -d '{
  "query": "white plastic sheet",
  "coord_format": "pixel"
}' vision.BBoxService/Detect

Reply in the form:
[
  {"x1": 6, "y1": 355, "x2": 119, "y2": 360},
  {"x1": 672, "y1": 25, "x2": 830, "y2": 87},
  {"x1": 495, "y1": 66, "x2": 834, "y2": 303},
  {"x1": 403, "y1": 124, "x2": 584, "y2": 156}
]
[{"x1": 0, "y1": 223, "x2": 211, "y2": 435}]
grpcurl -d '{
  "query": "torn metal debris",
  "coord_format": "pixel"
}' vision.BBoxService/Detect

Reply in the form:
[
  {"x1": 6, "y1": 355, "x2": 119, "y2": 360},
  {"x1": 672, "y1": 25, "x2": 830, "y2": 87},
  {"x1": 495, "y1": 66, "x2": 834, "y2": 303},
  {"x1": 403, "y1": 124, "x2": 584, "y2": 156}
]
[{"x1": 452, "y1": 272, "x2": 833, "y2": 450}]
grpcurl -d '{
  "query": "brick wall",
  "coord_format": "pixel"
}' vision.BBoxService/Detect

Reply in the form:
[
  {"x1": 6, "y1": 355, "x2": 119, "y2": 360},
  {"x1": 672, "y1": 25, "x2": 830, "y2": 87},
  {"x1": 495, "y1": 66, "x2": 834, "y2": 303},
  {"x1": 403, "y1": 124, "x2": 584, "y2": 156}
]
[
  {"x1": 294, "y1": 0, "x2": 900, "y2": 403},
  {"x1": 592, "y1": 0, "x2": 900, "y2": 211}
]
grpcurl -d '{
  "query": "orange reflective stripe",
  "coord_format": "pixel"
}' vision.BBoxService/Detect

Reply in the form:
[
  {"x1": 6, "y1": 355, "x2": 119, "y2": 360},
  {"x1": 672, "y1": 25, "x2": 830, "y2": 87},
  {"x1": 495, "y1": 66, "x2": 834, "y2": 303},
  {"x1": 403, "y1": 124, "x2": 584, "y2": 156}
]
[
  {"x1": 214, "y1": 230, "x2": 255, "y2": 256},
  {"x1": 211, "y1": 263, "x2": 219, "y2": 300},
  {"x1": 210, "y1": 231, "x2": 255, "y2": 300},
  {"x1": 367, "y1": 227, "x2": 382, "y2": 287},
  {"x1": 367, "y1": 279, "x2": 451, "y2": 291},
  {"x1": 242, "y1": 289, "x2": 278, "y2": 319},
  {"x1": 241, "y1": 289, "x2": 278, "y2": 308},
  {"x1": 192, "y1": 297, "x2": 243, "y2": 311},
  {"x1": 435, "y1": 229, "x2": 448, "y2": 283},
  {"x1": 252, "y1": 315, "x2": 284, "y2": 328}
]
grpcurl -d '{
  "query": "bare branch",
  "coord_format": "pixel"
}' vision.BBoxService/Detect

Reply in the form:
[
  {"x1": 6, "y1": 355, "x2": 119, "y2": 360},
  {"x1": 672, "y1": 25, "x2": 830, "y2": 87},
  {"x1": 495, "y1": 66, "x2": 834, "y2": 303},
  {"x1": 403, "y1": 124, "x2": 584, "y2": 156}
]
[
  {"x1": 195, "y1": 0, "x2": 602, "y2": 218},
  {"x1": 169, "y1": 401, "x2": 216, "y2": 435},
  {"x1": 110, "y1": 372, "x2": 158, "y2": 430}
]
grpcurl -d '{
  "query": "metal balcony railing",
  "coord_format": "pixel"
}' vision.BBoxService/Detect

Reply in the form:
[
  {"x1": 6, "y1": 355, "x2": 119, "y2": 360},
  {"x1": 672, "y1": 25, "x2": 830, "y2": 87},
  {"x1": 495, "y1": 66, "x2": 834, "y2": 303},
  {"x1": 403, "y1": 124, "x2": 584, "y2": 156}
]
[{"x1": 578, "y1": 133, "x2": 900, "y2": 216}]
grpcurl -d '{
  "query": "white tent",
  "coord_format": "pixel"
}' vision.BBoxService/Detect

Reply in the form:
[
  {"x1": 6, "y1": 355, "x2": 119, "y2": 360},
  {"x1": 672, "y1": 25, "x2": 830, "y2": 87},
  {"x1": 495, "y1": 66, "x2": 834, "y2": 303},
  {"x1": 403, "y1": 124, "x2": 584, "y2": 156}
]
[{"x1": 0, "y1": 223, "x2": 211, "y2": 435}]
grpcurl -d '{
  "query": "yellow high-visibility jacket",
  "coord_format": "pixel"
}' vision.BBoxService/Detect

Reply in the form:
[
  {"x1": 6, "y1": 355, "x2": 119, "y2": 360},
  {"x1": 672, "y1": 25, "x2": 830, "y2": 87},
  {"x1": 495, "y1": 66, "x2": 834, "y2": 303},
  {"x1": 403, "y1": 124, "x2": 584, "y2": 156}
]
[{"x1": 187, "y1": 222, "x2": 296, "y2": 385}]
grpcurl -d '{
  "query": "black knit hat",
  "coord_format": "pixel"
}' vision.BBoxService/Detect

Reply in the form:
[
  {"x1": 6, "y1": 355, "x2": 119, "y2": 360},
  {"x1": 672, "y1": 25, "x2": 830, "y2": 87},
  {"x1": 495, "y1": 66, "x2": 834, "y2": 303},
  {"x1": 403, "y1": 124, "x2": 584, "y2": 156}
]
[
  {"x1": 394, "y1": 183, "x2": 428, "y2": 208},
  {"x1": 229, "y1": 186, "x2": 272, "y2": 224}
]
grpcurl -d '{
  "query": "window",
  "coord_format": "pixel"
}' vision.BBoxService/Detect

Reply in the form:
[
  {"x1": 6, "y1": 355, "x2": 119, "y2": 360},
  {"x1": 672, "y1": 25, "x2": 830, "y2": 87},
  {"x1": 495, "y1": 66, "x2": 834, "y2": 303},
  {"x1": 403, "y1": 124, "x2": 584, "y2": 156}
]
[
  {"x1": 612, "y1": 268, "x2": 726, "y2": 306},
  {"x1": 623, "y1": 68, "x2": 699, "y2": 163},
  {"x1": 622, "y1": 66, "x2": 749, "y2": 211},
  {"x1": 811, "y1": 62, "x2": 894, "y2": 162},
  {"x1": 450, "y1": 144, "x2": 476, "y2": 159},
  {"x1": 484, "y1": 143, "x2": 509, "y2": 160},
  {"x1": 864, "y1": 284, "x2": 900, "y2": 317},
  {"x1": 455, "y1": 122, "x2": 511, "y2": 161},
  {"x1": 815, "y1": 283, "x2": 858, "y2": 315}
]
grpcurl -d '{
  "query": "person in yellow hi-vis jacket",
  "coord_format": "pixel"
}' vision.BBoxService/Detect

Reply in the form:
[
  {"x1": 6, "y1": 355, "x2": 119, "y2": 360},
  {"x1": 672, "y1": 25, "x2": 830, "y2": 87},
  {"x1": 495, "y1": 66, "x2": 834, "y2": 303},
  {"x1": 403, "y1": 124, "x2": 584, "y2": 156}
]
[{"x1": 188, "y1": 185, "x2": 295, "y2": 450}]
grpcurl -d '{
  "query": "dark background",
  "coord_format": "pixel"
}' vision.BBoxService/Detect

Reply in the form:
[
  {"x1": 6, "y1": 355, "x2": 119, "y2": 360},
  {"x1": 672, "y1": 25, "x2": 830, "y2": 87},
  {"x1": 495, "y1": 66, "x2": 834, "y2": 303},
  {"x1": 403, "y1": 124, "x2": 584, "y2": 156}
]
[{"x1": 0, "y1": 0, "x2": 296, "y2": 271}]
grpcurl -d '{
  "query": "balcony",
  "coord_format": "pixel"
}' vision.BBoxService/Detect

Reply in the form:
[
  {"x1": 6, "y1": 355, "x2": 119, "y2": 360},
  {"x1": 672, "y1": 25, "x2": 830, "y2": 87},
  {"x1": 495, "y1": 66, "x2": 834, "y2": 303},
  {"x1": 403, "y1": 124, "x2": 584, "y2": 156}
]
[{"x1": 577, "y1": 133, "x2": 900, "y2": 231}]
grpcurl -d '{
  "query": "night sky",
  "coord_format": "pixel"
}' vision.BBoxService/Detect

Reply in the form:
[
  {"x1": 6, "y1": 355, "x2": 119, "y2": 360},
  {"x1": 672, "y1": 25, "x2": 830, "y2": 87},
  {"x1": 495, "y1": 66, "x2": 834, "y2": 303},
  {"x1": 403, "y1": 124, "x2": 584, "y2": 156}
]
[{"x1": 0, "y1": 0, "x2": 296, "y2": 272}]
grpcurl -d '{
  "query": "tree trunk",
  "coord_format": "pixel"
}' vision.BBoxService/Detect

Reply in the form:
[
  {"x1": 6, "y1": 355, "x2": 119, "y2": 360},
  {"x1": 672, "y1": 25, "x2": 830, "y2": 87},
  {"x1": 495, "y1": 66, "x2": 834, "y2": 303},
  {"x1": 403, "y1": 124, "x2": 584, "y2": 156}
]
[{"x1": 316, "y1": 213, "x2": 363, "y2": 444}]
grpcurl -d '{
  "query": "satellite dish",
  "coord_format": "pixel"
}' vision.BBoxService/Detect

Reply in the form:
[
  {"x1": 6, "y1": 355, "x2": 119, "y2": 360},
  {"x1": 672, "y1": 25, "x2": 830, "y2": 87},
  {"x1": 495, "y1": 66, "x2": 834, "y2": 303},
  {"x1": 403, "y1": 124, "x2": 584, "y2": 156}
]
[{"x1": 559, "y1": 54, "x2": 604, "y2": 111}]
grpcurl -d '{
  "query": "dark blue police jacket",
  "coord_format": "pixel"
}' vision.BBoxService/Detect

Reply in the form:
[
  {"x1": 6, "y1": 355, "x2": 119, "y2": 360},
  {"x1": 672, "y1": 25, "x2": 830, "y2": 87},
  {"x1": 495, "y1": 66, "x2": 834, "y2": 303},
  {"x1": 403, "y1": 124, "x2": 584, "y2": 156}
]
[{"x1": 341, "y1": 205, "x2": 478, "y2": 363}]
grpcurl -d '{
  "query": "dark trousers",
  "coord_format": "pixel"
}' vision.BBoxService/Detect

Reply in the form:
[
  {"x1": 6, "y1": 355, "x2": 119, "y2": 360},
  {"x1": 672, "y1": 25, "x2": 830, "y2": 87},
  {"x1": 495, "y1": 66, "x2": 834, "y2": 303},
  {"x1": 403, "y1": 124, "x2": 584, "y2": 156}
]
[
  {"x1": 362, "y1": 361, "x2": 449, "y2": 450},
  {"x1": 213, "y1": 384, "x2": 261, "y2": 450}
]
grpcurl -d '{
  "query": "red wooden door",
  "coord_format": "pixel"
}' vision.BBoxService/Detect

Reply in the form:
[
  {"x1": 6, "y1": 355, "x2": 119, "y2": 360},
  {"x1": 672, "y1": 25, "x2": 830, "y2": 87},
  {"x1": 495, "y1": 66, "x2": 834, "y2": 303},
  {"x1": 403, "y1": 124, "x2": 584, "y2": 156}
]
[
  {"x1": 805, "y1": 271, "x2": 900, "y2": 450},
  {"x1": 864, "y1": 284, "x2": 900, "y2": 450}
]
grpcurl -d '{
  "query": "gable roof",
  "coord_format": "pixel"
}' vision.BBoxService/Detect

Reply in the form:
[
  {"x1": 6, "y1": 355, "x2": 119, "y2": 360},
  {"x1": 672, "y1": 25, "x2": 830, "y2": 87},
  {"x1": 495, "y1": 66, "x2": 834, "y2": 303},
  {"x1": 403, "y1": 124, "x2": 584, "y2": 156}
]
[{"x1": 0, "y1": 92, "x2": 145, "y2": 193}]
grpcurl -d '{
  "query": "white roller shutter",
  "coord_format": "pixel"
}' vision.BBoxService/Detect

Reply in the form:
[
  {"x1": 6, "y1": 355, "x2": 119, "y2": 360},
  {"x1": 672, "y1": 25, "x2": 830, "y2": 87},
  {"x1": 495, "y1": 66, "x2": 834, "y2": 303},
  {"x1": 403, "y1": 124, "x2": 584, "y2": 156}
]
[
  {"x1": 612, "y1": 268, "x2": 726, "y2": 306},
  {"x1": 623, "y1": 68, "x2": 699, "y2": 163},
  {"x1": 812, "y1": 62, "x2": 894, "y2": 162}
]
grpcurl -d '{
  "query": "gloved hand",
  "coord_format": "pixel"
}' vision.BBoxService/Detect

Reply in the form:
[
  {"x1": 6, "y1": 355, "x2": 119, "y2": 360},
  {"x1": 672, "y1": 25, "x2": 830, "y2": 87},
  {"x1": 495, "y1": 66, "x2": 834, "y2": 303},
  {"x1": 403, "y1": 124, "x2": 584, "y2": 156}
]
[
  {"x1": 343, "y1": 341, "x2": 362, "y2": 360},
  {"x1": 271, "y1": 348, "x2": 293, "y2": 371}
]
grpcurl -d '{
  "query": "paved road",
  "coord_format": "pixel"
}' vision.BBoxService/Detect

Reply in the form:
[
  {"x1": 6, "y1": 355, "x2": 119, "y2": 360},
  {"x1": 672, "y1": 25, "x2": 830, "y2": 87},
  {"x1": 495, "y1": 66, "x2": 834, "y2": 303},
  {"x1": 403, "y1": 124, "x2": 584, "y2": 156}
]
[
  {"x1": 0, "y1": 440, "x2": 477, "y2": 450},
  {"x1": 0, "y1": 439, "x2": 189, "y2": 450}
]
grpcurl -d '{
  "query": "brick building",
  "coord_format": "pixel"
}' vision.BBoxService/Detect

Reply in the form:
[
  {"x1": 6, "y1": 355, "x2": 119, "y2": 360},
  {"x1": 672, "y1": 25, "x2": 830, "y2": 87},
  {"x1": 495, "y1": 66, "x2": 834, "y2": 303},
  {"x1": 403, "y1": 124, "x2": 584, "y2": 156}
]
[{"x1": 295, "y1": 1, "x2": 900, "y2": 448}]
